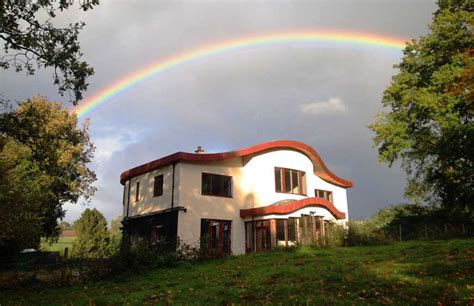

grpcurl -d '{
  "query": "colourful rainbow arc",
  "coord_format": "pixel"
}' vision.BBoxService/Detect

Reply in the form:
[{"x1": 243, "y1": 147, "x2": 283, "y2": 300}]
[{"x1": 72, "y1": 30, "x2": 406, "y2": 118}]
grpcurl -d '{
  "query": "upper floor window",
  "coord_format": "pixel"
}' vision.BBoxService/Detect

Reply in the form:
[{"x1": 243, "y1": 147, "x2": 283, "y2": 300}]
[
  {"x1": 135, "y1": 181, "x2": 140, "y2": 202},
  {"x1": 154, "y1": 175, "x2": 163, "y2": 197},
  {"x1": 202, "y1": 173, "x2": 232, "y2": 197},
  {"x1": 275, "y1": 167, "x2": 306, "y2": 195},
  {"x1": 315, "y1": 189, "x2": 333, "y2": 203}
]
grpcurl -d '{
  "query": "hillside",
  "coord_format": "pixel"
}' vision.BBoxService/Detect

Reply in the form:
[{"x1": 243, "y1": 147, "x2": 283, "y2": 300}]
[{"x1": 1, "y1": 239, "x2": 473, "y2": 305}]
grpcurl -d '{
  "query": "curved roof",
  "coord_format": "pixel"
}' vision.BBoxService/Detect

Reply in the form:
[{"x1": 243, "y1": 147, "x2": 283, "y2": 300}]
[
  {"x1": 120, "y1": 140, "x2": 353, "y2": 187},
  {"x1": 240, "y1": 197, "x2": 346, "y2": 219}
]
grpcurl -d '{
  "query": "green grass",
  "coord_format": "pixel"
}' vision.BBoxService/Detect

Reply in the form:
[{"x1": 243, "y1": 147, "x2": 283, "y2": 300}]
[
  {"x1": 2, "y1": 239, "x2": 473, "y2": 305},
  {"x1": 40, "y1": 237, "x2": 76, "y2": 256}
]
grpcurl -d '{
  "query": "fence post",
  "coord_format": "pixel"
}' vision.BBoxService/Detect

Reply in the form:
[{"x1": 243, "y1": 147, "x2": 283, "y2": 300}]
[
  {"x1": 64, "y1": 247, "x2": 69, "y2": 260},
  {"x1": 399, "y1": 224, "x2": 402, "y2": 242},
  {"x1": 444, "y1": 224, "x2": 448, "y2": 234},
  {"x1": 462, "y1": 223, "x2": 466, "y2": 235}
]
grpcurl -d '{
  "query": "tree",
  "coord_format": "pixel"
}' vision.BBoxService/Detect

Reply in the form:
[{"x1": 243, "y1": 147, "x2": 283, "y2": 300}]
[
  {"x1": 0, "y1": 96, "x2": 96, "y2": 254},
  {"x1": 59, "y1": 221, "x2": 73, "y2": 232},
  {"x1": 0, "y1": 0, "x2": 98, "y2": 103},
  {"x1": 74, "y1": 208, "x2": 110, "y2": 258},
  {"x1": 109, "y1": 215, "x2": 123, "y2": 238},
  {"x1": 370, "y1": 1, "x2": 473, "y2": 217}
]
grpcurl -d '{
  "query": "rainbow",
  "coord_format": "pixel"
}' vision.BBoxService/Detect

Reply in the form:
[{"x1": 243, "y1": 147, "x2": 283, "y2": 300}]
[{"x1": 72, "y1": 30, "x2": 406, "y2": 118}]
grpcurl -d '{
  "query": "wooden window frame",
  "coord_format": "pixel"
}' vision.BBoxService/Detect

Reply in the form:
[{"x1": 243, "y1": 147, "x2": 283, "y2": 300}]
[
  {"x1": 274, "y1": 167, "x2": 307, "y2": 195},
  {"x1": 315, "y1": 189, "x2": 333, "y2": 203},
  {"x1": 153, "y1": 175, "x2": 164, "y2": 197},
  {"x1": 201, "y1": 173, "x2": 233, "y2": 198},
  {"x1": 201, "y1": 219, "x2": 232, "y2": 255}
]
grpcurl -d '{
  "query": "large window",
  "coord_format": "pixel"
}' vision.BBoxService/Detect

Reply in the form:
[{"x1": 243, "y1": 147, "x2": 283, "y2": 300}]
[
  {"x1": 202, "y1": 173, "x2": 232, "y2": 197},
  {"x1": 200, "y1": 219, "x2": 232, "y2": 254},
  {"x1": 276, "y1": 219, "x2": 297, "y2": 247},
  {"x1": 275, "y1": 167, "x2": 306, "y2": 195},
  {"x1": 154, "y1": 175, "x2": 163, "y2": 197},
  {"x1": 315, "y1": 189, "x2": 333, "y2": 203}
]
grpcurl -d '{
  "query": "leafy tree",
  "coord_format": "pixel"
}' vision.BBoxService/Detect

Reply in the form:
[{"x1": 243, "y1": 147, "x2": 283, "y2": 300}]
[
  {"x1": 109, "y1": 215, "x2": 123, "y2": 238},
  {"x1": 74, "y1": 208, "x2": 110, "y2": 258},
  {"x1": 59, "y1": 221, "x2": 73, "y2": 232},
  {"x1": 0, "y1": 0, "x2": 98, "y2": 103},
  {"x1": 370, "y1": 1, "x2": 473, "y2": 217},
  {"x1": 0, "y1": 96, "x2": 96, "y2": 254}
]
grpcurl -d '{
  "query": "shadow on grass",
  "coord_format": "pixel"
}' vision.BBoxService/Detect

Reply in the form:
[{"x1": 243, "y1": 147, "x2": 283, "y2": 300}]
[{"x1": 1, "y1": 239, "x2": 473, "y2": 305}]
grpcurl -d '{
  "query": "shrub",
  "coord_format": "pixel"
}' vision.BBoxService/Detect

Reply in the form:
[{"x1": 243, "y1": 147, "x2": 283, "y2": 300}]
[
  {"x1": 345, "y1": 221, "x2": 390, "y2": 246},
  {"x1": 325, "y1": 222, "x2": 346, "y2": 247}
]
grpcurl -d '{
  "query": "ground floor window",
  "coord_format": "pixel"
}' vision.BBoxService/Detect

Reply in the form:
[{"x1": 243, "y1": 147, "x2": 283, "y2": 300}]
[
  {"x1": 200, "y1": 219, "x2": 232, "y2": 255},
  {"x1": 245, "y1": 216, "x2": 327, "y2": 253}
]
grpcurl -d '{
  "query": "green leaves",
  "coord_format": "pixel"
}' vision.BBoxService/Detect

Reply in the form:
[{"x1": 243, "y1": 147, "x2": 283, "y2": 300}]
[
  {"x1": 369, "y1": 3, "x2": 474, "y2": 213},
  {"x1": 0, "y1": 97, "x2": 96, "y2": 254},
  {"x1": 0, "y1": 1, "x2": 98, "y2": 103},
  {"x1": 74, "y1": 208, "x2": 111, "y2": 258}
]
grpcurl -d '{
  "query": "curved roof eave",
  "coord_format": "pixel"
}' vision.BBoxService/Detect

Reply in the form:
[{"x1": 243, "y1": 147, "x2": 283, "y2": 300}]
[{"x1": 120, "y1": 140, "x2": 354, "y2": 188}]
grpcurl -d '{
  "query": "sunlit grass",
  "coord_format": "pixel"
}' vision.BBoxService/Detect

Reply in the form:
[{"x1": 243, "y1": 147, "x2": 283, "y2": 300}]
[
  {"x1": 40, "y1": 237, "x2": 76, "y2": 256},
  {"x1": 2, "y1": 239, "x2": 473, "y2": 305}
]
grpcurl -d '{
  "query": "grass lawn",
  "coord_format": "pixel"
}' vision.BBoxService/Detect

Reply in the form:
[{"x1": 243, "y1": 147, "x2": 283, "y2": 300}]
[
  {"x1": 40, "y1": 237, "x2": 76, "y2": 256},
  {"x1": 2, "y1": 239, "x2": 473, "y2": 305}
]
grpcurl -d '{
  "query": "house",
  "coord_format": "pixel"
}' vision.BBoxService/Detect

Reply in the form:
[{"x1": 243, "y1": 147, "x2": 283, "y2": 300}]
[{"x1": 120, "y1": 140, "x2": 353, "y2": 255}]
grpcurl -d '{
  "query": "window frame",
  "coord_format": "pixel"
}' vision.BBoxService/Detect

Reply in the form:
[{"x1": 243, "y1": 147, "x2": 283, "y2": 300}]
[
  {"x1": 315, "y1": 189, "x2": 333, "y2": 203},
  {"x1": 153, "y1": 174, "x2": 164, "y2": 197},
  {"x1": 201, "y1": 172, "x2": 233, "y2": 198},
  {"x1": 274, "y1": 167, "x2": 307, "y2": 195}
]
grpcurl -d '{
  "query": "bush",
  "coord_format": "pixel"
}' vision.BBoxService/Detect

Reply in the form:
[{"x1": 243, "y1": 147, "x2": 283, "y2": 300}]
[
  {"x1": 325, "y1": 222, "x2": 346, "y2": 247},
  {"x1": 345, "y1": 221, "x2": 389, "y2": 246}
]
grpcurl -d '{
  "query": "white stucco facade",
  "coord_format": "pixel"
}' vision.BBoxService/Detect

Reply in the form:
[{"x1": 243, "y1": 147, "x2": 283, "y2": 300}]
[{"x1": 121, "y1": 141, "x2": 352, "y2": 255}]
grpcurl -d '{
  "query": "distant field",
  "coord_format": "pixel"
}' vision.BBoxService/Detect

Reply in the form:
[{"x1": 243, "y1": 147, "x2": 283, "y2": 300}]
[
  {"x1": 2, "y1": 239, "x2": 473, "y2": 305},
  {"x1": 40, "y1": 236, "x2": 76, "y2": 256}
]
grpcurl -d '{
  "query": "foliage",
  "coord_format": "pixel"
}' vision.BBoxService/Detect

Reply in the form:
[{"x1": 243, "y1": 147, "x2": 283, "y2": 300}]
[
  {"x1": 1, "y1": 239, "x2": 473, "y2": 304},
  {"x1": 369, "y1": 1, "x2": 474, "y2": 216},
  {"x1": 73, "y1": 209, "x2": 111, "y2": 258},
  {"x1": 374, "y1": 203, "x2": 474, "y2": 240},
  {"x1": 0, "y1": 97, "x2": 95, "y2": 255},
  {"x1": 109, "y1": 215, "x2": 122, "y2": 238},
  {"x1": 58, "y1": 221, "x2": 73, "y2": 232},
  {"x1": 345, "y1": 221, "x2": 389, "y2": 246},
  {"x1": 0, "y1": 0, "x2": 98, "y2": 103},
  {"x1": 324, "y1": 222, "x2": 346, "y2": 247}
]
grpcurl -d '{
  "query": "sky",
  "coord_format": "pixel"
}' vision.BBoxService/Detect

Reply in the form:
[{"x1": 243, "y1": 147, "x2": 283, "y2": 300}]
[{"x1": 0, "y1": 0, "x2": 438, "y2": 223}]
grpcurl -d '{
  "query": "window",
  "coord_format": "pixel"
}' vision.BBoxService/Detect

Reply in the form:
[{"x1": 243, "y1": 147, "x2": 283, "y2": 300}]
[
  {"x1": 135, "y1": 181, "x2": 140, "y2": 202},
  {"x1": 202, "y1": 173, "x2": 232, "y2": 197},
  {"x1": 275, "y1": 219, "x2": 297, "y2": 247},
  {"x1": 154, "y1": 175, "x2": 163, "y2": 197},
  {"x1": 274, "y1": 167, "x2": 306, "y2": 195},
  {"x1": 200, "y1": 219, "x2": 232, "y2": 254},
  {"x1": 276, "y1": 219, "x2": 286, "y2": 246},
  {"x1": 315, "y1": 189, "x2": 333, "y2": 203}
]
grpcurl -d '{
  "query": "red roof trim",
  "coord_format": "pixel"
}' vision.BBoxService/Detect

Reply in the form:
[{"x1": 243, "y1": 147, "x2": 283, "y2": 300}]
[
  {"x1": 120, "y1": 140, "x2": 353, "y2": 187},
  {"x1": 240, "y1": 197, "x2": 346, "y2": 220}
]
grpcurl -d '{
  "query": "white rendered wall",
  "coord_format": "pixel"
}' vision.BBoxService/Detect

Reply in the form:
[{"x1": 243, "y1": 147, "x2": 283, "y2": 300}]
[
  {"x1": 242, "y1": 149, "x2": 349, "y2": 221},
  {"x1": 176, "y1": 158, "x2": 247, "y2": 255},
  {"x1": 125, "y1": 165, "x2": 175, "y2": 217},
  {"x1": 126, "y1": 149, "x2": 350, "y2": 255}
]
